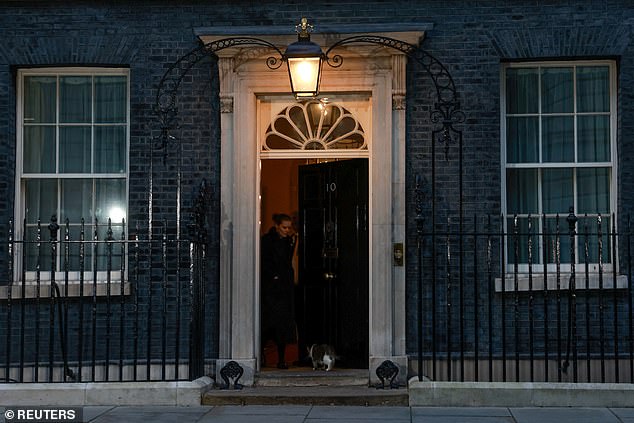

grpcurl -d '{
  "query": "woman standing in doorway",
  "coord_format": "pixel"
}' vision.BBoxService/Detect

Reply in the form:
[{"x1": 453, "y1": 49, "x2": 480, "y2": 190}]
[{"x1": 261, "y1": 213, "x2": 297, "y2": 369}]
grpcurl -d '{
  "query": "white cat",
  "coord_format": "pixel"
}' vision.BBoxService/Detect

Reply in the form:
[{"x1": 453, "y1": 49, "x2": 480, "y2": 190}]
[{"x1": 308, "y1": 343, "x2": 336, "y2": 371}]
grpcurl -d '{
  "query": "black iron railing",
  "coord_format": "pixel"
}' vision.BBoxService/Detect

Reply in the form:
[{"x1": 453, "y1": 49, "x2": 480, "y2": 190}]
[
  {"x1": 1, "y1": 216, "x2": 206, "y2": 383},
  {"x1": 414, "y1": 209, "x2": 634, "y2": 383},
  {"x1": 6, "y1": 209, "x2": 632, "y2": 385}
]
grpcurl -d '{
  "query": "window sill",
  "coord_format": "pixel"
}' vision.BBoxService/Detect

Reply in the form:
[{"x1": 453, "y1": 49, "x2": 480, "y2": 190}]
[
  {"x1": 494, "y1": 273, "x2": 629, "y2": 292},
  {"x1": 0, "y1": 280, "x2": 132, "y2": 299}
]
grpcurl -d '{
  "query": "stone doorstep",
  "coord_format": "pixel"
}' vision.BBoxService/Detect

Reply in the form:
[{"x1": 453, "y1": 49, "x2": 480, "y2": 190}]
[
  {"x1": 205, "y1": 367, "x2": 409, "y2": 405},
  {"x1": 203, "y1": 367, "x2": 408, "y2": 405},
  {"x1": 408, "y1": 378, "x2": 634, "y2": 407},
  {"x1": 255, "y1": 368, "x2": 369, "y2": 387},
  {"x1": 0, "y1": 377, "x2": 214, "y2": 407}
]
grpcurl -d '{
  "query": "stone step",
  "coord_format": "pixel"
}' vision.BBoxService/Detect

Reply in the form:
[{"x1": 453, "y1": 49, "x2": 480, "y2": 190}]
[
  {"x1": 202, "y1": 385, "x2": 409, "y2": 406},
  {"x1": 205, "y1": 367, "x2": 408, "y2": 406},
  {"x1": 255, "y1": 368, "x2": 369, "y2": 387}
]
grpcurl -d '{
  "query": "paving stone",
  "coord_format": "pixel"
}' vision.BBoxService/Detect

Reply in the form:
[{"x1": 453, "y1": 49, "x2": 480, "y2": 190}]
[
  {"x1": 611, "y1": 408, "x2": 634, "y2": 419},
  {"x1": 410, "y1": 417, "x2": 515, "y2": 423},
  {"x1": 308, "y1": 405, "x2": 411, "y2": 420},
  {"x1": 412, "y1": 407, "x2": 512, "y2": 417},
  {"x1": 82, "y1": 406, "x2": 116, "y2": 421},
  {"x1": 510, "y1": 407, "x2": 621, "y2": 423},
  {"x1": 207, "y1": 405, "x2": 311, "y2": 415},
  {"x1": 90, "y1": 405, "x2": 213, "y2": 423},
  {"x1": 198, "y1": 414, "x2": 306, "y2": 423}
]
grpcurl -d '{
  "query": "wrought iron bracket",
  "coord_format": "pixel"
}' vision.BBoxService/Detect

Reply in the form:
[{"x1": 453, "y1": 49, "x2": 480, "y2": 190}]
[
  {"x1": 154, "y1": 37, "x2": 285, "y2": 157},
  {"x1": 323, "y1": 34, "x2": 465, "y2": 152},
  {"x1": 219, "y1": 360, "x2": 244, "y2": 390},
  {"x1": 374, "y1": 359, "x2": 400, "y2": 389},
  {"x1": 153, "y1": 31, "x2": 465, "y2": 160}
]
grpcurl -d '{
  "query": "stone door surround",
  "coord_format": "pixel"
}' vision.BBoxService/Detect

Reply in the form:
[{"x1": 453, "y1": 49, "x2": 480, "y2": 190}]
[{"x1": 196, "y1": 23, "x2": 429, "y2": 385}]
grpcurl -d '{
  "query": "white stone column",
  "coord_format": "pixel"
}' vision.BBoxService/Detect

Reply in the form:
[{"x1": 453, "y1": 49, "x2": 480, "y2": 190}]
[
  {"x1": 219, "y1": 77, "x2": 259, "y2": 385},
  {"x1": 216, "y1": 57, "x2": 258, "y2": 384},
  {"x1": 391, "y1": 53, "x2": 409, "y2": 381},
  {"x1": 368, "y1": 55, "x2": 409, "y2": 386},
  {"x1": 367, "y1": 69, "x2": 394, "y2": 384},
  {"x1": 218, "y1": 57, "x2": 234, "y2": 360}
]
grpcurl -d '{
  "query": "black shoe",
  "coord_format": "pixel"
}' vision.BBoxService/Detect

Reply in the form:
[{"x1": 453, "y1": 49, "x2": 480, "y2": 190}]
[{"x1": 277, "y1": 362, "x2": 288, "y2": 369}]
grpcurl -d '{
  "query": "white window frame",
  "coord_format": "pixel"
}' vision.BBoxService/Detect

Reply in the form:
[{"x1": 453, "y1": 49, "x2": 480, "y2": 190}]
[
  {"x1": 13, "y1": 67, "x2": 130, "y2": 287},
  {"x1": 500, "y1": 60, "x2": 618, "y2": 277}
]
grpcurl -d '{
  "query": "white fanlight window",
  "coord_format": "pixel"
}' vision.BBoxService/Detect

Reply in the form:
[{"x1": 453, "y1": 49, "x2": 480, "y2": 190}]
[{"x1": 263, "y1": 100, "x2": 367, "y2": 151}]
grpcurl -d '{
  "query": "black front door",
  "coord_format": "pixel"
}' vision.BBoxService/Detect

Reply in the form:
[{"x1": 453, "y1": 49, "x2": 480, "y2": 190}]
[{"x1": 297, "y1": 158, "x2": 368, "y2": 368}]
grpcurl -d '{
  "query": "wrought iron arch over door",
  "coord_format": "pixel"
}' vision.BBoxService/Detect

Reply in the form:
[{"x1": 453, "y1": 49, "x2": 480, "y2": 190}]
[{"x1": 153, "y1": 27, "x2": 465, "y2": 383}]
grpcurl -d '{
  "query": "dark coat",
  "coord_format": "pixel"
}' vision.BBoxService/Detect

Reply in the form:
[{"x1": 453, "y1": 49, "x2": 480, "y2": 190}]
[{"x1": 261, "y1": 227, "x2": 296, "y2": 344}]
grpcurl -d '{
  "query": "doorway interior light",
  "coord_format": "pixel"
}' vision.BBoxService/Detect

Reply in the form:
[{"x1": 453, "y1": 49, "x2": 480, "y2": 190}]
[{"x1": 284, "y1": 17, "x2": 324, "y2": 99}]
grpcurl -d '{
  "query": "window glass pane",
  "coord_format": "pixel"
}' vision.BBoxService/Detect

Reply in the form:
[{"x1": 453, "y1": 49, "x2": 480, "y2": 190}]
[
  {"x1": 578, "y1": 168, "x2": 610, "y2": 214},
  {"x1": 95, "y1": 76, "x2": 127, "y2": 123},
  {"x1": 23, "y1": 126, "x2": 56, "y2": 173},
  {"x1": 506, "y1": 68, "x2": 538, "y2": 114},
  {"x1": 506, "y1": 117, "x2": 538, "y2": 163},
  {"x1": 577, "y1": 215, "x2": 611, "y2": 264},
  {"x1": 578, "y1": 115, "x2": 610, "y2": 162},
  {"x1": 95, "y1": 179, "x2": 126, "y2": 224},
  {"x1": 319, "y1": 106, "x2": 341, "y2": 139},
  {"x1": 59, "y1": 126, "x2": 91, "y2": 173},
  {"x1": 95, "y1": 224, "x2": 124, "y2": 271},
  {"x1": 507, "y1": 216, "x2": 541, "y2": 265},
  {"x1": 325, "y1": 116, "x2": 355, "y2": 144},
  {"x1": 94, "y1": 126, "x2": 126, "y2": 173},
  {"x1": 24, "y1": 76, "x2": 56, "y2": 124},
  {"x1": 541, "y1": 67, "x2": 573, "y2": 113},
  {"x1": 542, "y1": 168, "x2": 573, "y2": 214},
  {"x1": 305, "y1": 102, "x2": 321, "y2": 130},
  {"x1": 288, "y1": 105, "x2": 308, "y2": 138},
  {"x1": 543, "y1": 217, "x2": 572, "y2": 264},
  {"x1": 577, "y1": 66, "x2": 609, "y2": 113},
  {"x1": 60, "y1": 76, "x2": 91, "y2": 123},
  {"x1": 24, "y1": 226, "x2": 53, "y2": 272},
  {"x1": 331, "y1": 133, "x2": 364, "y2": 149},
  {"x1": 65, "y1": 225, "x2": 92, "y2": 271},
  {"x1": 265, "y1": 133, "x2": 298, "y2": 149},
  {"x1": 542, "y1": 116, "x2": 574, "y2": 162},
  {"x1": 61, "y1": 179, "x2": 92, "y2": 223},
  {"x1": 506, "y1": 169, "x2": 538, "y2": 214},
  {"x1": 25, "y1": 179, "x2": 57, "y2": 224}
]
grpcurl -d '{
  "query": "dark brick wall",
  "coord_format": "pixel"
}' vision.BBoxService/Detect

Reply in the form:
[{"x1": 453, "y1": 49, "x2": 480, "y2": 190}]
[{"x1": 0, "y1": 0, "x2": 633, "y2": 375}]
